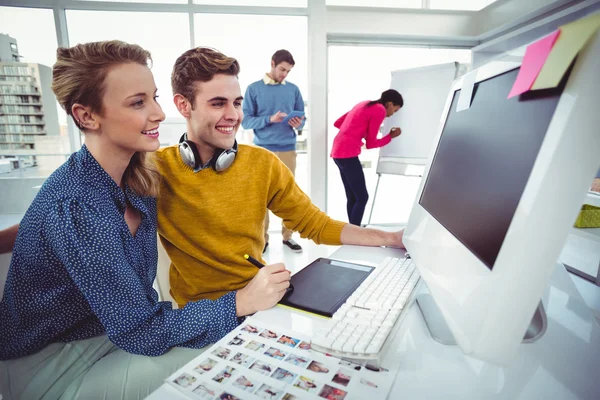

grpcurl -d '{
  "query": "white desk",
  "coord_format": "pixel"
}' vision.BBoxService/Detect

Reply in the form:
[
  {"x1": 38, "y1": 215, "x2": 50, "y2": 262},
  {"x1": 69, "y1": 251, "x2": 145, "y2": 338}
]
[{"x1": 149, "y1": 243, "x2": 600, "y2": 399}]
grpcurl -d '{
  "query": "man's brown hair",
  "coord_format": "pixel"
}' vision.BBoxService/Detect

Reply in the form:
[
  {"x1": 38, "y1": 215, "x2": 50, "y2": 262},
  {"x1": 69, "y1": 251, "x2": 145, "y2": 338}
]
[
  {"x1": 171, "y1": 47, "x2": 240, "y2": 108},
  {"x1": 271, "y1": 50, "x2": 295, "y2": 67}
]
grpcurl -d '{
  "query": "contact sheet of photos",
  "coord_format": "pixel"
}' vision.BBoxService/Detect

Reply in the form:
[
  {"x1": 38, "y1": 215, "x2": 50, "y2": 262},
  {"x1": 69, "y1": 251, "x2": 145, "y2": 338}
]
[{"x1": 166, "y1": 317, "x2": 397, "y2": 400}]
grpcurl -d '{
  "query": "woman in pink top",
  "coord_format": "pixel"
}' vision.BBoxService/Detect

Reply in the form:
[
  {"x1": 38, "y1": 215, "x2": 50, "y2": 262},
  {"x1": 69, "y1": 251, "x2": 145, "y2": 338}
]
[{"x1": 331, "y1": 89, "x2": 403, "y2": 225}]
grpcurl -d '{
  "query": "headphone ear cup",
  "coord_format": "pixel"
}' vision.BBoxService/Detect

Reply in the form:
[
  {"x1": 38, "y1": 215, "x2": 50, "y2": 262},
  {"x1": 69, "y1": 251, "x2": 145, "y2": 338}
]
[
  {"x1": 212, "y1": 140, "x2": 238, "y2": 172},
  {"x1": 211, "y1": 148, "x2": 225, "y2": 171},
  {"x1": 179, "y1": 140, "x2": 201, "y2": 171}
]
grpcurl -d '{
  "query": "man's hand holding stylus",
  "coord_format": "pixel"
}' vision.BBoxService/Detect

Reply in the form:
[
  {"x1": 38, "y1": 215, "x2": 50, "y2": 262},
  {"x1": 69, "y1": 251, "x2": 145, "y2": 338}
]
[{"x1": 235, "y1": 263, "x2": 291, "y2": 316}]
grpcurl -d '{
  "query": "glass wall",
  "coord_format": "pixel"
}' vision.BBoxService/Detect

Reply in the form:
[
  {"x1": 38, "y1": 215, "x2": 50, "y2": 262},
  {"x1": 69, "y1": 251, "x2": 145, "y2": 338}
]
[
  {"x1": 0, "y1": 6, "x2": 68, "y2": 178},
  {"x1": 327, "y1": 45, "x2": 471, "y2": 225},
  {"x1": 67, "y1": 11, "x2": 190, "y2": 122}
]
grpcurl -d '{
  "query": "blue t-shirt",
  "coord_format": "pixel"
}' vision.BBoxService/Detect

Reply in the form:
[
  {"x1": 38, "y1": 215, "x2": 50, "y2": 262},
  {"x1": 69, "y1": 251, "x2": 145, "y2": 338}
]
[{"x1": 0, "y1": 145, "x2": 240, "y2": 360}]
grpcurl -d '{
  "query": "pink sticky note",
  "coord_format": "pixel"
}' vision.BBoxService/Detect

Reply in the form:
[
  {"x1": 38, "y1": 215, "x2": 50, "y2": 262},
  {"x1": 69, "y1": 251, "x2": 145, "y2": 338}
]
[{"x1": 507, "y1": 30, "x2": 560, "y2": 99}]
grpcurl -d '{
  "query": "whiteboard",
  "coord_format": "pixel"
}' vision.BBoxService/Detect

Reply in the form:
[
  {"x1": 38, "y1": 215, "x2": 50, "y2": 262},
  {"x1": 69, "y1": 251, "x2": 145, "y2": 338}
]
[{"x1": 377, "y1": 62, "x2": 459, "y2": 175}]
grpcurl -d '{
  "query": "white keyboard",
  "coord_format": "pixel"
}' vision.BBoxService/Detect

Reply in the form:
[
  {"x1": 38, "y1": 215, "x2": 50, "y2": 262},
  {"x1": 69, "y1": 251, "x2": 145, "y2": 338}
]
[{"x1": 311, "y1": 256, "x2": 420, "y2": 361}]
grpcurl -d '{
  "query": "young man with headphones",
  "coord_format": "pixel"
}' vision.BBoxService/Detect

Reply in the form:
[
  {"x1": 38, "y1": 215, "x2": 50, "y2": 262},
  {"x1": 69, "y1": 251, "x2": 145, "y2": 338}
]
[{"x1": 154, "y1": 47, "x2": 404, "y2": 309}]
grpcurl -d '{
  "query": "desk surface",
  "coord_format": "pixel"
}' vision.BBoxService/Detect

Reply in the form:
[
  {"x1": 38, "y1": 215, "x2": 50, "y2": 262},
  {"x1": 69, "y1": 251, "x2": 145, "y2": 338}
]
[{"x1": 149, "y1": 243, "x2": 600, "y2": 399}]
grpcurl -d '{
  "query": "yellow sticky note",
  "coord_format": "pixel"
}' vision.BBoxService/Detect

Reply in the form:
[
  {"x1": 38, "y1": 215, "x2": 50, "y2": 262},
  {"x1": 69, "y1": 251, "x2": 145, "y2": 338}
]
[{"x1": 532, "y1": 13, "x2": 600, "y2": 90}]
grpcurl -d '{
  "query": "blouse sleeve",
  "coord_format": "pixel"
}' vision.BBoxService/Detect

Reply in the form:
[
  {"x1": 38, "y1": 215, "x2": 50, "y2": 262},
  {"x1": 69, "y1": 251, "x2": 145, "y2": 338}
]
[
  {"x1": 45, "y1": 198, "x2": 240, "y2": 356},
  {"x1": 365, "y1": 106, "x2": 392, "y2": 150}
]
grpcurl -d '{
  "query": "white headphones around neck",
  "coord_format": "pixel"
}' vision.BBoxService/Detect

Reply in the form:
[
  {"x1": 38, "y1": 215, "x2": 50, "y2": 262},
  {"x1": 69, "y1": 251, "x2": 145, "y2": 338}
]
[{"x1": 178, "y1": 133, "x2": 238, "y2": 172}]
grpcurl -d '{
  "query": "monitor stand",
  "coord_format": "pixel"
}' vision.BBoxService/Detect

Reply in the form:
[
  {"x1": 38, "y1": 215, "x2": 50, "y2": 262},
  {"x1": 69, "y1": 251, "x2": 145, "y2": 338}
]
[{"x1": 415, "y1": 293, "x2": 547, "y2": 345}]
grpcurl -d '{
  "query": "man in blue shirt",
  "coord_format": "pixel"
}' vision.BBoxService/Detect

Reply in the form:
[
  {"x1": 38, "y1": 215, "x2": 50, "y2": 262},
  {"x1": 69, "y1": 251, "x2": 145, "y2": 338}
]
[{"x1": 242, "y1": 50, "x2": 306, "y2": 253}]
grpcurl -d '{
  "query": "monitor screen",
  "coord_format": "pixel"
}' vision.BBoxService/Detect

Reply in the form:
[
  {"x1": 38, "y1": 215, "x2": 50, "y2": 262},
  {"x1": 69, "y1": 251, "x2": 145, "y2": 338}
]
[{"x1": 419, "y1": 68, "x2": 566, "y2": 270}]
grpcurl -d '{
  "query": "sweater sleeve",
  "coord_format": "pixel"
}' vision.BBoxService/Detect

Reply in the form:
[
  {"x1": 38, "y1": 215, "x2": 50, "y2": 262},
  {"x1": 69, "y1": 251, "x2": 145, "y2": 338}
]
[
  {"x1": 295, "y1": 88, "x2": 306, "y2": 130},
  {"x1": 365, "y1": 106, "x2": 392, "y2": 149},
  {"x1": 242, "y1": 85, "x2": 271, "y2": 130},
  {"x1": 266, "y1": 155, "x2": 346, "y2": 245},
  {"x1": 334, "y1": 112, "x2": 348, "y2": 129},
  {"x1": 45, "y1": 198, "x2": 240, "y2": 356}
]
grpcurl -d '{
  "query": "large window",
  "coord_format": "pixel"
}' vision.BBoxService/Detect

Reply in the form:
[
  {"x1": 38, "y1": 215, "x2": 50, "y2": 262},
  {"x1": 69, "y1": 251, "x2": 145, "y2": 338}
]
[
  {"x1": 0, "y1": 6, "x2": 68, "y2": 178},
  {"x1": 327, "y1": 45, "x2": 471, "y2": 225},
  {"x1": 67, "y1": 10, "x2": 190, "y2": 124}
]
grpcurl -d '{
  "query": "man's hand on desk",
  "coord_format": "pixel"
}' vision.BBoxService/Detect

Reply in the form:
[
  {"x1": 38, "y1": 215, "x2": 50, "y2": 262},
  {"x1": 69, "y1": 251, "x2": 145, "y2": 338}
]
[
  {"x1": 235, "y1": 262, "x2": 291, "y2": 317},
  {"x1": 339, "y1": 224, "x2": 405, "y2": 249}
]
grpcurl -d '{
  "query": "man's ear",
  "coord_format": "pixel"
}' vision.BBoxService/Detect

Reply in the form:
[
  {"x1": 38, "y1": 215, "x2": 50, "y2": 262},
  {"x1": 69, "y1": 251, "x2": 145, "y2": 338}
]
[
  {"x1": 71, "y1": 103, "x2": 99, "y2": 131},
  {"x1": 270, "y1": 60, "x2": 275, "y2": 69},
  {"x1": 174, "y1": 94, "x2": 192, "y2": 118}
]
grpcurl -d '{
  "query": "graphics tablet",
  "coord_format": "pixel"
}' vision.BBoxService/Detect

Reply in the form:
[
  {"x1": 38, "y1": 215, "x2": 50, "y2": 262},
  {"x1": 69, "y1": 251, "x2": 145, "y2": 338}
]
[{"x1": 279, "y1": 258, "x2": 374, "y2": 317}]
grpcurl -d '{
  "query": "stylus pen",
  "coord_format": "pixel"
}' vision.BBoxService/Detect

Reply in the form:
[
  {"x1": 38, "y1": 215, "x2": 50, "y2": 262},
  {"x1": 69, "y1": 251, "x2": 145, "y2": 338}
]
[
  {"x1": 244, "y1": 254, "x2": 294, "y2": 293},
  {"x1": 244, "y1": 254, "x2": 264, "y2": 268}
]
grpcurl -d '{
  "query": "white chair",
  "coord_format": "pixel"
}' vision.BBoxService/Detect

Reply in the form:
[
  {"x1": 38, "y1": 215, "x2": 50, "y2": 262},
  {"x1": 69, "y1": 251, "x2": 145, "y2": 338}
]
[{"x1": 155, "y1": 235, "x2": 178, "y2": 309}]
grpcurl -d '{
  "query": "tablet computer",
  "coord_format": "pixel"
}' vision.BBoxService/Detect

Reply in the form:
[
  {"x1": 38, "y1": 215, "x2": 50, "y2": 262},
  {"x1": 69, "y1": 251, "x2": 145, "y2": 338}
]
[
  {"x1": 279, "y1": 258, "x2": 374, "y2": 317},
  {"x1": 282, "y1": 110, "x2": 305, "y2": 124}
]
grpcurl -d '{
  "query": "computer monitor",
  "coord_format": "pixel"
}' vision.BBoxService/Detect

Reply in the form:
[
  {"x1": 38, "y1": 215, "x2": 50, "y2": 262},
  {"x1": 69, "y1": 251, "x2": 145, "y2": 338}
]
[{"x1": 403, "y1": 29, "x2": 600, "y2": 365}]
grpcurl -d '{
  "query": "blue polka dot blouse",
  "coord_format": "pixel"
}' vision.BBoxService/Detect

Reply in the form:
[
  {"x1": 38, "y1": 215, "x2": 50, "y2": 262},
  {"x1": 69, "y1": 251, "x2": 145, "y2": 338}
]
[{"x1": 0, "y1": 145, "x2": 240, "y2": 360}]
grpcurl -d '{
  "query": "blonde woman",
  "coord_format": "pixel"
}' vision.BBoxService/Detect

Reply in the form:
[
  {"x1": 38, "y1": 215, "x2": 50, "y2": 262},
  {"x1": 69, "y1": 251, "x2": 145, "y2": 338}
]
[{"x1": 0, "y1": 41, "x2": 273, "y2": 399}]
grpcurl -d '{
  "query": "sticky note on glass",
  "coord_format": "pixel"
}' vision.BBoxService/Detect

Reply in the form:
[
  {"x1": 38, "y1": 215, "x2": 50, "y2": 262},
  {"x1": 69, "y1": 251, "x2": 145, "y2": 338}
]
[
  {"x1": 457, "y1": 70, "x2": 477, "y2": 112},
  {"x1": 532, "y1": 13, "x2": 600, "y2": 90},
  {"x1": 507, "y1": 30, "x2": 560, "y2": 99}
]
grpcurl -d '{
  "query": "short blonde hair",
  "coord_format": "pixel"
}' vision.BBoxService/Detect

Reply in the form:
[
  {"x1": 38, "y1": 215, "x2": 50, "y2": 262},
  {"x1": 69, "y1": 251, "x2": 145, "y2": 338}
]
[{"x1": 52, "y1": 40, "x2": 160, "y2": 197}]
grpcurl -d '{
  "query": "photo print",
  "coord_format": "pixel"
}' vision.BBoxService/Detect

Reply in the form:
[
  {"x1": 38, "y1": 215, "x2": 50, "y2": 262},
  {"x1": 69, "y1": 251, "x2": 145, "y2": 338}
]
[
  {"x1": 241, "y1": 324, "x2": 261, "y2": 334},
  {"x1": 228, "y1": 335, "x2": 245, "y2": 346},
  {"x1": 245, "y1": 340, "x2": 265, "y2": 352},
  {"x1": 271, "y1": 367, "x2": 297, "y2": 384},
  {"x1": 332, "y1": 368, "x2": 354, "y2": 387},
  {"x1": 264, "y1": 346, "x2": 287, "y2": 360},
  {"x1": 297, "y1": 341, "x2": 311, "y2": 351},
  {"x1": 318, "y1": 384, "x2": 348, "y2": 400},
  {"x1": 293, "y1": 376, "x2": 319, "y2": 393},
  {"x1": 284, "y1": 353, "x2": 310, "y2": 368},
  {"x1": 192, "y1": 383, "x2": 218, "y2": 399},
  {"x1": 232, "y1": 375, "x2": 257, "y2": 393},
  {"x1": 256, "y1": 384, "x2": 284, "y2": 400},
  {"x1": 259, "y1": 329, "x2": 279, "y2": 340},
  {"x1": 212, "y1": 366, "x2": 235, "y2": 385},
  {"x1": 249, "y1": 360, "x2": 275, "y2": 376},
  {"x1": 218, "y1": 392, "x2": 241, "y2": 400},
  {"x1": 307, "y1": 360, "x2": 330, "y2": 373},
  {"x1": 277, "y1": 335, "x2": 300, "y2": 348},
  {"x1": 211, "y1": 346, "x2": 231, "y2": 360},
  {"x1": 230, "y1": 352, "x2": 254, "y2": 367},
  {"x1": 173, "y1": 373, "x2": 196, "y2": 388},
  {"x1": 194, "y1": 358, "x2": 219, "y2": 374}
]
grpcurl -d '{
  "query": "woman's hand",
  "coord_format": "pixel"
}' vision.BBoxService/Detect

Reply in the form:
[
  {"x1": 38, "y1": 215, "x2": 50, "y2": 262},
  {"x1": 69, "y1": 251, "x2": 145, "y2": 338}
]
[{"x1": 390, "y1": 127, "x2": 402, "y2": 138}]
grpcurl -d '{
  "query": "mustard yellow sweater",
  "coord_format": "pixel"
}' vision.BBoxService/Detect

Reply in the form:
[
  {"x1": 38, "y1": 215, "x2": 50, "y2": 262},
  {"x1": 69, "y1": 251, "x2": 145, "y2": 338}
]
[{"x1": 155, "y1": 144, "x2": 346, "y2": 306}]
